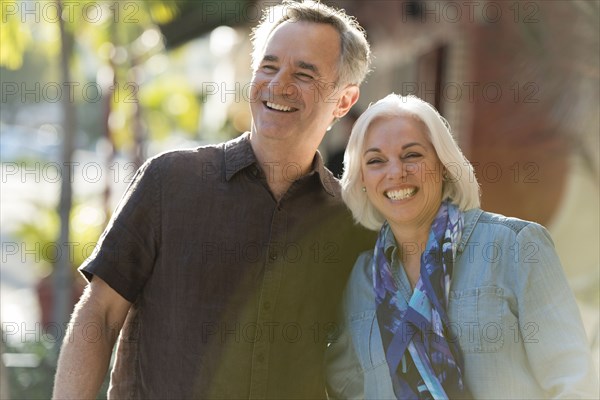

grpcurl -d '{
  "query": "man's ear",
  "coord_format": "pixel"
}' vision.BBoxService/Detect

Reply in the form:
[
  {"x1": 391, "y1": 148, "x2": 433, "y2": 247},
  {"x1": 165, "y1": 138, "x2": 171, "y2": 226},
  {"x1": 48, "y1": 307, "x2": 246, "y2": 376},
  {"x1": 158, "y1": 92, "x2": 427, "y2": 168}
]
[{"x1": 334, "y1": 85, "x2": 360, "y2": 119}]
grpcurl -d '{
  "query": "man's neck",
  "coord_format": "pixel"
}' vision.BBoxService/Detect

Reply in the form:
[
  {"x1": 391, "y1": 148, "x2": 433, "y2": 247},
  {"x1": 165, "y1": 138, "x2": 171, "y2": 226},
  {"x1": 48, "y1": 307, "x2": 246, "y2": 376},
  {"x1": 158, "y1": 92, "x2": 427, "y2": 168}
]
[{"x1": 249, "y1": 134, "x2": 319, "y2": 200}]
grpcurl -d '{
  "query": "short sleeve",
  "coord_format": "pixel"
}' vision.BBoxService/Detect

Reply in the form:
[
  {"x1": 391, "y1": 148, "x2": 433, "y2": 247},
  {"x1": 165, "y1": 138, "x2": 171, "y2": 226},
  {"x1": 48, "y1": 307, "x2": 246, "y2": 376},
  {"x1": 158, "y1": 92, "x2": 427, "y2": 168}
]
[{"x1": 79, "y1": 157, "x2": 161, "y2": 303}]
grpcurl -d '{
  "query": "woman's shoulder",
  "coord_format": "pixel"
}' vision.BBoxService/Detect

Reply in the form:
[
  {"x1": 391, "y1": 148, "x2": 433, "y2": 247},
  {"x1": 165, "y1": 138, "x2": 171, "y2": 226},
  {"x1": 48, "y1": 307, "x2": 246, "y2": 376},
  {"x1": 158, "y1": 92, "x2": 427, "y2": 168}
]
[
  {"x1": 465, "y1": 208, "x2": 550, "y2": 238},
  {"x1": 460, "y1": 209, "x2": 555, "y2": 256},
  {"x1": 343, "y1": 250, "x2": 377, "y2": 312},
  {"x1": 348, "y1": 250, "x2": 374, "y2": 282}
]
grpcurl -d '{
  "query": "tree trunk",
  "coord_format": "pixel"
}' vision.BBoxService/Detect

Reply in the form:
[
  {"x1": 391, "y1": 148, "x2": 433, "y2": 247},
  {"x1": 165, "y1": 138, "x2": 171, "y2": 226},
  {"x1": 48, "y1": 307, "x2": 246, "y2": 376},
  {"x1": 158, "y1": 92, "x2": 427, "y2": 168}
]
[{"x1": 53, "y1": 0, "x2": 76, "y2": 350}]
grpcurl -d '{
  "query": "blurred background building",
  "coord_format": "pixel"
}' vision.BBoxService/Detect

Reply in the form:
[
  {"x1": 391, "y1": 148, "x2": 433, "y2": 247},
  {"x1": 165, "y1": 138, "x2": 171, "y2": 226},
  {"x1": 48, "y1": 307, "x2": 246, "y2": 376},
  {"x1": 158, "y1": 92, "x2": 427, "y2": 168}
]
[{"x1": 1, "y1": 1, "x2": 598, "y2": 398}]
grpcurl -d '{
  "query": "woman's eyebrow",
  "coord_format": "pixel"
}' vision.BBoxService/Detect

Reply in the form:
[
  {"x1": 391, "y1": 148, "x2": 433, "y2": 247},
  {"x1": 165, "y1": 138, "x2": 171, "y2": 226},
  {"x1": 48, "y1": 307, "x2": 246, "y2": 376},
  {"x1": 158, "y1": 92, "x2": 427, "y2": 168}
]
[{"x1": 363, "y1": 147, "x2": 381, "y2": 156}]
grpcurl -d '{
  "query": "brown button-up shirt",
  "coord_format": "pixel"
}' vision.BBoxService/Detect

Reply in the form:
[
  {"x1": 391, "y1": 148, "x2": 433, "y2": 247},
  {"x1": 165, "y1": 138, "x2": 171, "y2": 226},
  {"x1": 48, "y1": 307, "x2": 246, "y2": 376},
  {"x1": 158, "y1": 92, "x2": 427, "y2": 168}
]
[{"x1": 80, "y1": 133, "x2": 375, "y2": 399}]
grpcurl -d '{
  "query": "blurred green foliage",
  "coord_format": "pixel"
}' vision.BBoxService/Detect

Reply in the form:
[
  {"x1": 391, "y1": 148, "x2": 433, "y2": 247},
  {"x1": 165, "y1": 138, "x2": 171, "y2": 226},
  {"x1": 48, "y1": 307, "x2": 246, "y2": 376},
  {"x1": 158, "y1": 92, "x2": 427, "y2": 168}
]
[
  {"x1": 2, "y1": 337, "x2": 110, "y2": 399},
  {"x1": 2, "y1": 338, "x2": 57, "y2": 400},
  {"x1": 0, "y1": 0, "x2": 203, "y2": 150},
  {"x1": 15, "y1": 201, "x2": 105, "y2": 274}
]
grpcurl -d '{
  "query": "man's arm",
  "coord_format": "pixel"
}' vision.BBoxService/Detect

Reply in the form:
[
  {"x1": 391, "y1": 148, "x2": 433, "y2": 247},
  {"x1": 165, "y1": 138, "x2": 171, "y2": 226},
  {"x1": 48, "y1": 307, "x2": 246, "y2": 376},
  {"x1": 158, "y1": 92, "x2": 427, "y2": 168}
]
[{"x1": 52, "y1": 276, "x2": 131, "y2": 399}]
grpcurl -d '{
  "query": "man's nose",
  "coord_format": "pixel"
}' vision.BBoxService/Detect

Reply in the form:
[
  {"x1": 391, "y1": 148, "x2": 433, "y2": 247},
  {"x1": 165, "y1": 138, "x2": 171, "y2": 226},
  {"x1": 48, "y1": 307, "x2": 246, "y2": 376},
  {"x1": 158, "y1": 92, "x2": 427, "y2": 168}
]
[{"x1": 267, "y1": 70, "x2": 299, "y2": 100}]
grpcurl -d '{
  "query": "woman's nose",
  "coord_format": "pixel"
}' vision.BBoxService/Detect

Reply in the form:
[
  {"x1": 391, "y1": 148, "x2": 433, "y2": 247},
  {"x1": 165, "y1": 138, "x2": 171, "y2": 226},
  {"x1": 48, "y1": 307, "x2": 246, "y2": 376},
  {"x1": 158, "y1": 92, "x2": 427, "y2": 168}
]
[{"x1": 386, "y1": 160, "x2": 406, "y2": 180}]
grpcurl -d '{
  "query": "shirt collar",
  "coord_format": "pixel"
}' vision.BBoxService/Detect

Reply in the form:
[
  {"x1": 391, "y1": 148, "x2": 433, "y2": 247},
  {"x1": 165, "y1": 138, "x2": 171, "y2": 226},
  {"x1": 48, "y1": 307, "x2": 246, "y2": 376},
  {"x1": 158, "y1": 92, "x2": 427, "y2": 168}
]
[
  {"x1": 309, "y1": 150, "x2": 338, "y2": 197},
  {"x1": 457, "y1": 208, "x2": 483, "y2": 253},
  {"x1": 383, "y1": 223, "x2": 398, "y2": 261},
  {"x1": 381, "y1": 224, "x2": 413, "y2": 299},
  {"x1": 224, "y1": 132, "x2": 257, "y2": 181},
  {"x1": 223, "y1": 132, "x2": 337, "y2": 197}
]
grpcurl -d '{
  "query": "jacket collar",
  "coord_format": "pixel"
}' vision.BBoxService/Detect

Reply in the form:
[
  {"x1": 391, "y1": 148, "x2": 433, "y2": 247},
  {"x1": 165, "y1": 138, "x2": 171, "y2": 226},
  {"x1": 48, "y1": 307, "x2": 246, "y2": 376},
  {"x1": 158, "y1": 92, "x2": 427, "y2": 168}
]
[{"x1": 457, "y1": 208, "x2": 484, "y2": 253}]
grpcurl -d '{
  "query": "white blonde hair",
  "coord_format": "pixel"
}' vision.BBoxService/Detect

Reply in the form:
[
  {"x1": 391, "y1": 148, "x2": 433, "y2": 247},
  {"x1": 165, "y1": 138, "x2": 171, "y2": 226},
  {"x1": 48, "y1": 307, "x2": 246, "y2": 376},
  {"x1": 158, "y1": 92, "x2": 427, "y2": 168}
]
[{"x1": 341, "y1": 94, "x2": 480, "y2": 230}]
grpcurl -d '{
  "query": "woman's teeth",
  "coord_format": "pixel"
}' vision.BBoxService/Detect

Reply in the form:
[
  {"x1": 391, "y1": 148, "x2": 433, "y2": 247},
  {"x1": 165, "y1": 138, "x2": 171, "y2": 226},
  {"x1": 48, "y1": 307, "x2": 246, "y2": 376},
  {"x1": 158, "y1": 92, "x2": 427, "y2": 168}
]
[{"x1": 385, "y1": 188, "x2": 416, "y2": 200}]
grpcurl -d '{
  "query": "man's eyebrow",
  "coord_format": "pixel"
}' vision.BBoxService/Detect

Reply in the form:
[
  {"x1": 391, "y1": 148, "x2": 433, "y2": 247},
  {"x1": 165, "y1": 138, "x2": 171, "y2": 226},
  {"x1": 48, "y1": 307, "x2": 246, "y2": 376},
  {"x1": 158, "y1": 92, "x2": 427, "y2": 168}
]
[
  {"x1": 262, "y1": 54, "x2": 319, "y2": 73},
  {"x1": 262, "y1": 55, "x2": 278, "y2": 62},
  {"x1": 297, "y1": 61, "x2": 319, "y2": 74},
  {"x1": 260, "y1": 56, "x2": 320, "y2": 75}
]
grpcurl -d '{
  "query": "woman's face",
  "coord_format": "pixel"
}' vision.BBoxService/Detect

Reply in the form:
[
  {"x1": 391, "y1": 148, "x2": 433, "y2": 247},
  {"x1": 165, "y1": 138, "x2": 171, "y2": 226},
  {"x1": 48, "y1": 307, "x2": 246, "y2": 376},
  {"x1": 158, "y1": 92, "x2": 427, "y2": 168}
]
[{"x1": 361, "y1": 115, "x2": 444, "y2": 231}]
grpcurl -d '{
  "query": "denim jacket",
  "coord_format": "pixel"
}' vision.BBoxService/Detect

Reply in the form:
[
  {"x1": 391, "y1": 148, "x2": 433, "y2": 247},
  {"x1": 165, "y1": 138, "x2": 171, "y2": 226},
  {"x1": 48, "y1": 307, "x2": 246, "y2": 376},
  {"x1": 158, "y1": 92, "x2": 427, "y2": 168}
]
[{"x1": 326, "y1": 209, "x2": 598, "y2": 399}]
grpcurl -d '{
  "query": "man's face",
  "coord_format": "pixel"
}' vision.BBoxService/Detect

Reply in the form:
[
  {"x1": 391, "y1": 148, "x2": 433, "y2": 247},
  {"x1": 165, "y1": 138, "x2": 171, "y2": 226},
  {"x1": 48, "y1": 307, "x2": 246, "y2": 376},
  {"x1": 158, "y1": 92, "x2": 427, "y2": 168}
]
[{"x1": 249, "y1": 20, "x2": 356, "y2": 149}]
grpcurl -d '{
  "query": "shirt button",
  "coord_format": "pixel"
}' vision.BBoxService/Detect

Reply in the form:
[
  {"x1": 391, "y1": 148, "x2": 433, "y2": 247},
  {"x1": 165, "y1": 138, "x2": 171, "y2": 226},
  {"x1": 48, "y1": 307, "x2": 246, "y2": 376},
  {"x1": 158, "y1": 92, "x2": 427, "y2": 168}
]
[
  {"x1": 269, "y1": 252, "x2": 277, "y2": 261},
  {"x1": 256, "y1": 353, "x2": 265, "y2": 363}
]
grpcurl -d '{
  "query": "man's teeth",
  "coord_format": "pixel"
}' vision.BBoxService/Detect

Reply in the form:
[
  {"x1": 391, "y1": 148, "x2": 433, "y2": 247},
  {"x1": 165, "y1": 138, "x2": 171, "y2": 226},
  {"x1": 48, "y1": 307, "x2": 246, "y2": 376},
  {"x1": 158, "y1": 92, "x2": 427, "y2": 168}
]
[
  {"x1": 266, "y1": 102, "x2": 293, "y2": 112},
  {"x1": 386, "y1": 188, "x2": 416, "y2": 200}
]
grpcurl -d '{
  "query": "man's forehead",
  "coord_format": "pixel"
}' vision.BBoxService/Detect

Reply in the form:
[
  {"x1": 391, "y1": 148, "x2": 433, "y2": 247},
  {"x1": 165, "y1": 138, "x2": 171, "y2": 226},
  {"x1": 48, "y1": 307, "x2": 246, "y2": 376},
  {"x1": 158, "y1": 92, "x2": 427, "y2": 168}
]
[
  {"x1": 265, "y1": 20, "x2": 340, "y2": 48},
  {"x1": 260, "y1": 20, "x2": 341, "y2": 65}
]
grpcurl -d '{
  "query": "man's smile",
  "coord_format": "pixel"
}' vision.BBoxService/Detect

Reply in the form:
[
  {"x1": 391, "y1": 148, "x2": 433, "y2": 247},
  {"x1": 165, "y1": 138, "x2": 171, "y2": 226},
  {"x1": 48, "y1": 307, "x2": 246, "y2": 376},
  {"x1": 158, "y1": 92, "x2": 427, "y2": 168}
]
[{"x1": 265, "y1": 101, "x2": 298, "y2": 112}]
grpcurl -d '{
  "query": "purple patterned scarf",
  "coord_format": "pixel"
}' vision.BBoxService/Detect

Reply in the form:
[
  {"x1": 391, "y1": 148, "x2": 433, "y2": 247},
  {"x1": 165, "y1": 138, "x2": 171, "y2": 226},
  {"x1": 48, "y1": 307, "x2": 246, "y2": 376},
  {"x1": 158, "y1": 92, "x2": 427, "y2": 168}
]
[{"x1": 373, "y1": 201, "x2": 469, "y2": 399}]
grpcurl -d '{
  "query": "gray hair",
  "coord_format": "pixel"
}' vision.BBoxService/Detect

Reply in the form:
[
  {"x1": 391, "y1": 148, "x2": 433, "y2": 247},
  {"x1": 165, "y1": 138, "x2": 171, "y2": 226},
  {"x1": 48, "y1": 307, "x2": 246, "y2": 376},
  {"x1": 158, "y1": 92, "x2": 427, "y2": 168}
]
[
  {"x1": 341, "y1": 94, "x2": 481, "y2": 230},
  {"x1": 251, "y1": 0, "x2": 371, "y2": 86}
]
